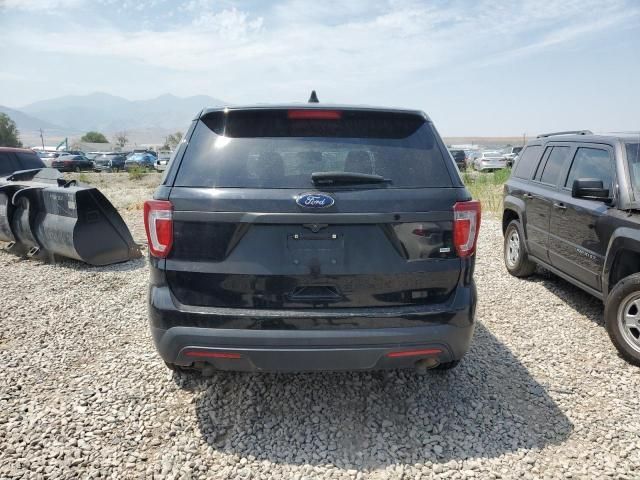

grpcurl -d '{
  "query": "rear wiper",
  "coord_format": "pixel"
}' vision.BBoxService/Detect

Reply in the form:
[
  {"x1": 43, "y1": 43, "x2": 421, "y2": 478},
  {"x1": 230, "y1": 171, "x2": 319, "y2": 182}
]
[{"x1": 311, "y1": 171, "x2": 391, "y2": 185}]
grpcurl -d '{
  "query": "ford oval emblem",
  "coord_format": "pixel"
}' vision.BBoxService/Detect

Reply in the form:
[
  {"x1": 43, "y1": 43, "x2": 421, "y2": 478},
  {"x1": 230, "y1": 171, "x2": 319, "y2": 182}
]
[{"x1": 296, "y1": 193, "x2": 335, "y2": 209}]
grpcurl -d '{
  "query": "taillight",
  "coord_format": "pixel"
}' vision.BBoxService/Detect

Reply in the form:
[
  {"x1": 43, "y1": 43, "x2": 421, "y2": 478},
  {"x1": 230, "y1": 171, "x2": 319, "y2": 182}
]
[
  {"x1": 453, "y1": 200, "x2": 481, "y2": 257},
  {"x1": 144, "y1": 200, "x2": 173, "y2": 258}
]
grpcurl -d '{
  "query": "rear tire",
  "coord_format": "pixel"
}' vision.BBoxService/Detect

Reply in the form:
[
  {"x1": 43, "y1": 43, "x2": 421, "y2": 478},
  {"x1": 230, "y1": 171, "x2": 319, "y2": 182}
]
[
  {"x1": 605, "y1": 274, "x2": 640, "y2": 366},
  {"x1": 504, "y1": 220, "x2": 536, "y2": 277}
]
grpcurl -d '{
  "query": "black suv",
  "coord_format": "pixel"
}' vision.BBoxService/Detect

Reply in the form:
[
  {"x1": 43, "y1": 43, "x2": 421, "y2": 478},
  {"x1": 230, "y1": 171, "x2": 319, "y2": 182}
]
[
  {"x1": 145, "y1": 104, "x2": 480, "y2": 373},
  {"x1": 503, "y1": 131, "x2": 640, "y2": 365},
  {"x1": 449, "y1": 149, "x2": 467, "y2": 170},
  {"x1": 0, "y1": 147, "x2": 45, "y2": 176}
]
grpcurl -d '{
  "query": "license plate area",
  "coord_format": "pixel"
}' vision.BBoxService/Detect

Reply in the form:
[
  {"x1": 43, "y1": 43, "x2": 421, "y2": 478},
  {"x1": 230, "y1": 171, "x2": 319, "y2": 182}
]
[{"x1": 286, "y1": 231, "x2": 344, "y2": 267}]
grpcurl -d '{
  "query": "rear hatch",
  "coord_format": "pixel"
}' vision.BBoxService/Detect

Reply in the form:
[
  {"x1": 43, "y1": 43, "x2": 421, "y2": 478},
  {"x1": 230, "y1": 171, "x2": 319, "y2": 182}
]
[{"x1": 155, "y1": 108, "x2": 473, "y2": 310}]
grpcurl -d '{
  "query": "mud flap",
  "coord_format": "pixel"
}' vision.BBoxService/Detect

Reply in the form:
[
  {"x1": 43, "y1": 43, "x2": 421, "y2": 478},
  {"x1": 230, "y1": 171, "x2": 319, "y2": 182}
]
[{"x1": 0, "y1": 168, "x2": 141, "y2": 265}]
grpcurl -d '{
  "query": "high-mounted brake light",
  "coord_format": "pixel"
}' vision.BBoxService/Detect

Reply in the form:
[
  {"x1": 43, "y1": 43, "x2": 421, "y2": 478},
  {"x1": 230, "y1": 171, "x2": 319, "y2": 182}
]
[
  {"x1": 143, "y1": 200, "x2": 173, "y2": 258},
  {"x1": 288, "y1": 109, "x2": 342, "y2": 120},
  {"x1": 453, "y1": 200, "x2": 481, "y2": 257}
]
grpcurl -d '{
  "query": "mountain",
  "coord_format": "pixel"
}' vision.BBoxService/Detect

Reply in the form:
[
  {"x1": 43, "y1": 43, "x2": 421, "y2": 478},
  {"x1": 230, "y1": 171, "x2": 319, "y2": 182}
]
[
  {"x1": 20, "y1": 92, "x2": 226, "y2": 132},
  {"x1": 0, "y1": 105, "x2": 67, "y2": 132}
]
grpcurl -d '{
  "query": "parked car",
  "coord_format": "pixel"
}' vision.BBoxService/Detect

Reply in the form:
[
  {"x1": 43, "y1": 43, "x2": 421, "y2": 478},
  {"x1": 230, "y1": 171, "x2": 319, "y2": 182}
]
[
  {"x1": 504, "y1": 146, "x2": 523, "y2": 167},
  {"x1": 448, "y1": 149, "x2": 467, "y2": 170},
  {"x1": 86, "y1": 151, "x2": 105, "y2": 161},
  {"x1": 155, "y1": 151, "x2": 172, "y2": 172},
  {"x1": 502, "y1": 130, "x2": 640, "y2": 365},
  {"x1": 145, "y1": 102, "x2": 480, "y2": 374},
  {"x1": 51, "y1": 154, "x2": 94, "y2": 172},
  {"x1": 473, "y1": 151, "x2": 507, "y2": 171},
  {"x1": 0, "y1": 147, "x2": 45, "y2": 176},
  {"x1": 125, "y1": 152, "x2": 156, "y2": 171},
  {"x1": 94, "y1": 153, "x2": 127, "y2": 172}
]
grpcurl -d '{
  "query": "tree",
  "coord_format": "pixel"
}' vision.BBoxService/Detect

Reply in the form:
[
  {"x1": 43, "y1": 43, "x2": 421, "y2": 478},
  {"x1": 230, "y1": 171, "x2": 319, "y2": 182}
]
[
  {"x1": 81, "y1": 131, "x2": 108, "y2": 143},
  {"x1": 163, "y1": 131, "x2": 183, "y2": 150},
  {"x1": 0, "y1": 113, "x2": 22, "y2": 147},
  {"x1": 113, "y1": 131, "x2": 128, "y2": 149}
]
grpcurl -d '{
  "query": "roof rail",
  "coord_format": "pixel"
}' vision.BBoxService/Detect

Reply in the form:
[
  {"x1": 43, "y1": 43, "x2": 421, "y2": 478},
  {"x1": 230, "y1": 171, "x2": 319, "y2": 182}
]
[{"x1": 537, "y1": 130, "x2": 593, "y2": 138}]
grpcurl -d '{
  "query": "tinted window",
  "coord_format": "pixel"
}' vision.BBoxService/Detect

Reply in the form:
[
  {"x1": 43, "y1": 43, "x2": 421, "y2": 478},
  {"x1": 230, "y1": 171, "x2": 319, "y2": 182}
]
[
  {"x1": 15, "y1": 152, "x2": 45, "y2": 170},
  {"x1": 513, "y1": 145, "x2": 542, "y2": 179},
  {"x1": 539, "y1": 146, "x2": 570, "y2": 185},
  {"x1": 175, "y1": 111, "x2": 452, "y2": 189},
  {"x1": 0, "y1": 152, "x2": 19, "y2": 175},
  {"x1": 565, "y1": 147, "x2": 613, "y2": 192}
]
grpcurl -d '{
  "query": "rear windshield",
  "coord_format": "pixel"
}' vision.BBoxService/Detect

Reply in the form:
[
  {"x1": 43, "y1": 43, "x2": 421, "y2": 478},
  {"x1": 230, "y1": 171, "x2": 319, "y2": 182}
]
[{"x1": 174, "y1": 109, "x2": 452, "y2": 189}]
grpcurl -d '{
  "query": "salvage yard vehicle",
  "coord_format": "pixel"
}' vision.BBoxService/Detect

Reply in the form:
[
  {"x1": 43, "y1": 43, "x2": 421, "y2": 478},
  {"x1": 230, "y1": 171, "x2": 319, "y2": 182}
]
[
  {"x1": 473, "y1": 151, "x2": 507, "y2": 171},
  {"x1": 448, "y1": 149, "x2": 467, "y2": 170},
  {"x1": 146, "y1": 99, "x2": 480, "y2": 374},
  {"x1": 0, "y1": 147, "x2": 46, "y2": 175},
  {"x1": 94, "y1": 152, "x2": 126, "y2": 172},
  {"x1": 51, "y1": 154, "x2": 94, "y2": 172},
  {"x1": 155, "y1": 150, "x2": 171, "y2": 172},
  {"x1": 125, "y1": 152, "x2": 155, "y2": 171},
  {"x1": 502, "y1": 131, "x2": 640, "y2": 365}
]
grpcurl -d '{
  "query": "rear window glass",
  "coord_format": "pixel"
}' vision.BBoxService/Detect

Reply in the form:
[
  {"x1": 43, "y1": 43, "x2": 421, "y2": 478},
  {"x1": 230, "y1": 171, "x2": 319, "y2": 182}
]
[
  {"x1": 513, "y1": 145, "x2": 542, "y2": 179},
  {"x1": 174, "y1": 110, "x2": 452, "y2": 189},
  {"x1": 15, "y1": 152, "x2": 45, "y2": 170}
]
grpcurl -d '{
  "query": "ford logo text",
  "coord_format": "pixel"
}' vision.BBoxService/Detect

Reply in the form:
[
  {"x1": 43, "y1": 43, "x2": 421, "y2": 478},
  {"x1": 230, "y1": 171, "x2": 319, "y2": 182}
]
[{"x1": 296, "y1": 193, "x2": 335, "y2": 209}]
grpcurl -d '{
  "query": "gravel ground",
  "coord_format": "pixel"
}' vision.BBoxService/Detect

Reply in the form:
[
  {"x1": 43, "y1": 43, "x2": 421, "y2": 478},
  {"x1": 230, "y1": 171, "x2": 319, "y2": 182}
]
[{"x1": 1, "y1": 177, "x2": 639, "y2": 479}]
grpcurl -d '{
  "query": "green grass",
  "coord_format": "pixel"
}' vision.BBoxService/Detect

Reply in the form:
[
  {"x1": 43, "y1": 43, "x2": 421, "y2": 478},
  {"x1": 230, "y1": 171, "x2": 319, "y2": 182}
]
[
  {"x1": 77, "y1": 173, "x2": 90, "y2": 184},
  {"x1": 128, "y1": 166, "x2": 146, "y2": 181},
  {"x1": 461, "y1": 168, "x2": 511, "y2": 215}
]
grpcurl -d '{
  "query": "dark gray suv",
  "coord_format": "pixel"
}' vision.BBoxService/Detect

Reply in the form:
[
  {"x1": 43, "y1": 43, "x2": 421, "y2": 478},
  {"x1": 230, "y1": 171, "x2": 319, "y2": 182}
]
[{"x1": 145, "y1": 103, "x2": 480, "y2": 373}]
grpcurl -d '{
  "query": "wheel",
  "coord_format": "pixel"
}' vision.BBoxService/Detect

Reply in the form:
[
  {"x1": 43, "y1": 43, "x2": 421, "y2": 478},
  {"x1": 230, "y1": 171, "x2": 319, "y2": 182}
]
[
  {"x1": 503, "y1": 220, "x2": 536, "y2": 277},
  {"x1": 605, "y1": 274, "x2": 640, "y2": 366},
  {"x1": 74, "y1": 166, "x2": 81, "y2": 173}
]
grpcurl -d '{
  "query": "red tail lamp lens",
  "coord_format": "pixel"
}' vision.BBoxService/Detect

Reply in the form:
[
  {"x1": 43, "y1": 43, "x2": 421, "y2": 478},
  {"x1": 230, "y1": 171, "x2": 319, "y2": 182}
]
[
  {"x1": 143, "y1": 200, "x2": 173, "y2": 258},
  {"x1": 453, "y1": 200, "x2": 481, "y2": 257}
]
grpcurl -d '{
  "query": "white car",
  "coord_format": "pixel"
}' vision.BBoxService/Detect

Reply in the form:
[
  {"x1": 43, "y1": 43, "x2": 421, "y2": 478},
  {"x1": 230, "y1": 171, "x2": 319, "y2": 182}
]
[
  {"x1": 155, "y1": 151, "x2": 172, "y2": 172},
  {"x1": 473, "y1": 151, "x2": 507, "y2": 172}
]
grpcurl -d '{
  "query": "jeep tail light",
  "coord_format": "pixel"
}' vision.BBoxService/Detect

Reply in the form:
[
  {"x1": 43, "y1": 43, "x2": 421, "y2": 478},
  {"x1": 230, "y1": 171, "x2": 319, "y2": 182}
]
[
  {"x1": 144, "y1": 200, "x2": 173, "y2": 258},
  {"x1": 453, "y1": 200, "x2": 481, "y2": 257}
]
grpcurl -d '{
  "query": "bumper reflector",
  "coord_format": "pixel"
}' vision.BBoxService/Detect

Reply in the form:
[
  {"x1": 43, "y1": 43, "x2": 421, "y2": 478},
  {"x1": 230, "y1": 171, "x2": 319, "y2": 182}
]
[
  {"x1": 386, "y1": 348, "x2": 442, "y2": 358},
  {"x1": 184, "y1": 350, "x2": 242, "y2": 359}
]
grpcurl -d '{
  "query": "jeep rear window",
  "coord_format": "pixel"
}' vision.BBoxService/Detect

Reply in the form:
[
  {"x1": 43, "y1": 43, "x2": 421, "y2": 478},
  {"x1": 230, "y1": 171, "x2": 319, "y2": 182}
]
[{"x1": 174, "y1": 109, "x2": 452, "y2": 189}]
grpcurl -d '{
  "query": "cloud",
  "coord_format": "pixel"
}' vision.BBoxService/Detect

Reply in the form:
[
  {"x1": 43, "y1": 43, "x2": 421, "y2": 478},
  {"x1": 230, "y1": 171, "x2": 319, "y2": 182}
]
[
  {"x1": 0, "y1": 0, "x2": 85, "y2": 11},
  {"x1": 0, "y1": 0, "x2": 638, "y2": 107}
]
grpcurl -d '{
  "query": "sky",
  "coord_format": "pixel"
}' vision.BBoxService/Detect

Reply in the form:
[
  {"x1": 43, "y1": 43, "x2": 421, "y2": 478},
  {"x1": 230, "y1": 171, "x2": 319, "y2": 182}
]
[{"x1": 0, "y1": 0, "x2": 638, "y2": 136}]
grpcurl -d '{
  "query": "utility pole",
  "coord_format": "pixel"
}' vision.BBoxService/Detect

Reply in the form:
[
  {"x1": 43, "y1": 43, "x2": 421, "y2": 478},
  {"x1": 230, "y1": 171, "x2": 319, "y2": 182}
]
[{"x1": 39, "y1": 129, "x2": 45, "y2": 150}]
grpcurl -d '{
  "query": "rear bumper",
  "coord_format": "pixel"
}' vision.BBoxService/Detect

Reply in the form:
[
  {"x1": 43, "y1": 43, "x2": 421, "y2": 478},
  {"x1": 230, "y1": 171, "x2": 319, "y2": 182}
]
[{"x1": 148, "y1": 282, "x2": 476, "y2": 372}]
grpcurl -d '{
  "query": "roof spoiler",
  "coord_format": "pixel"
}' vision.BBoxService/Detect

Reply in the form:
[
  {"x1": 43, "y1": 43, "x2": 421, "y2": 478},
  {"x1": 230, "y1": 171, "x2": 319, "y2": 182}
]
[{"x1": 537, "y1": 130, "x2": 593, "y2": 138}]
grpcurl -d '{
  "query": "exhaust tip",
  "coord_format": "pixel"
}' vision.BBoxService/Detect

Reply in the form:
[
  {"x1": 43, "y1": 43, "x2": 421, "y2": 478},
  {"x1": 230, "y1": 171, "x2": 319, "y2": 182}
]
[{"x1": 415, "y1": 357, "x2": 440, "y2": 374}]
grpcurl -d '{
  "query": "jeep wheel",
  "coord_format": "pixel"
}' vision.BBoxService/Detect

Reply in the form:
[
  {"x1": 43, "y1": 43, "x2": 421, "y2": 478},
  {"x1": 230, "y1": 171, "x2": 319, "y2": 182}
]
[
  {"x1": 504, "y1": 220, "x2": 536, "y2": 277},
  {"x1": 605, "y1": 274, "x2": 640, "y2": 366}
]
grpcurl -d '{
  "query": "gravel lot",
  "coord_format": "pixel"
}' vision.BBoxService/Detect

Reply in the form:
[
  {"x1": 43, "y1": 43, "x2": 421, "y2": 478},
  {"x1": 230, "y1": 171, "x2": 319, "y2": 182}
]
[{"x1": 1, "y1": 173, "x2": 639, "y2": 479}]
